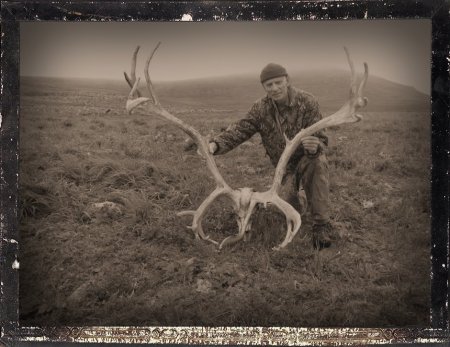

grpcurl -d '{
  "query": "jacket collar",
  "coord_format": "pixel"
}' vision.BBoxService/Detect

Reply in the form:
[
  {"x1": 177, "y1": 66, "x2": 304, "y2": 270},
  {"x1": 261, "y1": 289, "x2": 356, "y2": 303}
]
[{"x1": 268, "y1": 85, "x2": 297, "y2": 109}]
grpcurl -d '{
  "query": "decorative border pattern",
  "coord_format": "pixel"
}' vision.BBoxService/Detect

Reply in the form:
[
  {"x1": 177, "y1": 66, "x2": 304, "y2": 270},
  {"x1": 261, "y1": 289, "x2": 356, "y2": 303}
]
[
  {"x1": 3, "y1": 326, "x2": 450, "y2": 345},
  {"x1": 1, "y1": 1, "x2": 449, "y2": 346}
]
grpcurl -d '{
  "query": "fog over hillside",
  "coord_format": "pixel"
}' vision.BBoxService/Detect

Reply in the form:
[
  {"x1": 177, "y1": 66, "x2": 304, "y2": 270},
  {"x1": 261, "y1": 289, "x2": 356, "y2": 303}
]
[
  {"x1": 21, "y1": 21, "x2": 431, "y2": 95},
  {"x1": 21, "y1": 70, "x2": 430, "y2": 114},
  {"x1": 153, "y1": 69, "x2": 430, "y2": 113}
]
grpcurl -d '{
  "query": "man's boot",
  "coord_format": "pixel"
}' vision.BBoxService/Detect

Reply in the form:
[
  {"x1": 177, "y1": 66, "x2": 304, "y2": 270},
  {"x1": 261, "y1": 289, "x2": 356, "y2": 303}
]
[{"x1": 312, "y1": 222, "x2": 338, "y2": 250}]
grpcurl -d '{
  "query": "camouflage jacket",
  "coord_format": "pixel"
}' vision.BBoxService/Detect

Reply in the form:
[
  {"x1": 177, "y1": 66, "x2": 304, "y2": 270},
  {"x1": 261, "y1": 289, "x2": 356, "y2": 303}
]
[{"x1": 212, "y1": 86, "x2": 328, "y2": 173}]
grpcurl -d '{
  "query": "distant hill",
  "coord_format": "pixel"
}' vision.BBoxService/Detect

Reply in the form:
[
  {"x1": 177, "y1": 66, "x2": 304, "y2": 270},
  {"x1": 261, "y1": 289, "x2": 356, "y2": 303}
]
[
  {"x1": 154, "y1": 69, "x2": 430, "y2": 114},
  {"x1": 21, "y1": 70, "x2": 430, "y2": 114}
]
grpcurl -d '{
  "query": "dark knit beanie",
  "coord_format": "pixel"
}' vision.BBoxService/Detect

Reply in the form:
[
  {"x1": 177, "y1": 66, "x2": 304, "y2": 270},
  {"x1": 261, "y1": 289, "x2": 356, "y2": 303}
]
[{"x1": 260, "y1": 63, "x2": 288, "y2": 83}]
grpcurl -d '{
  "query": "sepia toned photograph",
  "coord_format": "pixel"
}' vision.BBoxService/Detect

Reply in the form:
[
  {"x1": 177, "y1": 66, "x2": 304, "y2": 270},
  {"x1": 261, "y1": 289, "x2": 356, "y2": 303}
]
[{"x1": 18, "y1": 19, "x2": 431, "y2": 328}]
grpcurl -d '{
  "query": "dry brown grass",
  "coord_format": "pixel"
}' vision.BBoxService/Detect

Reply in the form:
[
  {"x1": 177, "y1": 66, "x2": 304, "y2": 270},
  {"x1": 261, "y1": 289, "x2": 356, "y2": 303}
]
[{"x1": 19, "y1": 77, "x2": 430, "y2": 327}]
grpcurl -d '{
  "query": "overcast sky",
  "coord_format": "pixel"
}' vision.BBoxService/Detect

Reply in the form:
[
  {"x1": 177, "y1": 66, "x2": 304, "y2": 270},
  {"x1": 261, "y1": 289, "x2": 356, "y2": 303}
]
[{"x1": 21, "y1": 20, "x2": 431, "y2": 94}]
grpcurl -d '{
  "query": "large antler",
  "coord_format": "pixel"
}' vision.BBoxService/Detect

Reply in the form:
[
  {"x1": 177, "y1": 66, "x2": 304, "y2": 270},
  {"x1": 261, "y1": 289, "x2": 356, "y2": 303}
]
[
  {"x1": 253, "y1": 47, "x2": 369, "y2": 249},
  {"x1": 125, "y1": 43, "x2": 243, "y2": 246},
  {"x1": 220, "y1": 47, "x2": 368, "y2": 250},
  {"x1": 124, "y1": 46, "x2": 142, "y2": 98},
  {"x1": 271, "y1": 47, "x2": 368, "y2": 193},
  {"x1": 124, "y1": 44, "x2": 368, "y2": 251}
]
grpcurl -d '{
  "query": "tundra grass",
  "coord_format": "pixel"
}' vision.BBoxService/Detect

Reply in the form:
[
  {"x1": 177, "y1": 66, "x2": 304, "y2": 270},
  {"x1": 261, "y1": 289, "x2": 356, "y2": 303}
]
[{"x1": 19, "y1": 78, "x2": 430, "y2": 327}]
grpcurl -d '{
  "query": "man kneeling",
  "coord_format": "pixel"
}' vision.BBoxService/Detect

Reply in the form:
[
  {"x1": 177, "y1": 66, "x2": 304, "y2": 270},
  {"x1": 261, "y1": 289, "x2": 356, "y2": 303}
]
[{"x1": 208, "y1": 63, "x2": 338, "y2": 249}]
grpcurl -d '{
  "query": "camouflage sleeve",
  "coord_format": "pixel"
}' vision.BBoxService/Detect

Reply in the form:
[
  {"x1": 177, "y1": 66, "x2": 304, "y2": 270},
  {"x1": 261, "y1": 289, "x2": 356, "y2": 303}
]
[
  {"x1": 303, "y1": 97, "x2": 328, "y2": 149},
  {"x1": 211, "y1": 103, "x2": 261, "y2": 155}
]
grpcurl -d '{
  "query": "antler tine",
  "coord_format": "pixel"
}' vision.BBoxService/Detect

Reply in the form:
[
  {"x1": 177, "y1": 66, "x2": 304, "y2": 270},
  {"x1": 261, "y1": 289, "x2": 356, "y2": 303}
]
[
  {"x1": 144, "y1": 42, "x2": 162, "y2": 106},
  {"x1": 266, "y1": 195, "x2": 302, "y2": 251},
  {"x1": 131, "y1": 46, "x2": 139, "y2": 83},
  {"x1": 178, "y1": 187, "x2": 236, "y2": 246},
  {"x1": 345, "y1": 47, "x2": 369, "y2": 106},
  {"x1": 124, "y1": 45, "x2": 142, "y2": 97},
  {"x1": 130, "y1": 77, "x2": 140, "y2": 98},
  {"x1": 126, "y1": 78, "x2": 151, "y2": 114},
  {"x1": 344, "y1": 46, "x2": 358, "y2": 96},
  {"x1": 358, "y1": 62, "x2": 369, "y2": 101}
]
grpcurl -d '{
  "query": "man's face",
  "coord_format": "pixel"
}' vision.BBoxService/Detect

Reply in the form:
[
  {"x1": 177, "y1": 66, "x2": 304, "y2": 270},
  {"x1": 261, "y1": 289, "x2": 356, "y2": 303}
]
[{"x1": 262, "y1": 76, "x2": 289, "y2": 104}]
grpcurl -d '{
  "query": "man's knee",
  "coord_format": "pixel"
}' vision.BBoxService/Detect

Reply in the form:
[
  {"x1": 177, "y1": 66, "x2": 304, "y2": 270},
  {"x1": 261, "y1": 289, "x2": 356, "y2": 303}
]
[{"x1": 299, "y1": 154, "x2": 328, "y2": 175}]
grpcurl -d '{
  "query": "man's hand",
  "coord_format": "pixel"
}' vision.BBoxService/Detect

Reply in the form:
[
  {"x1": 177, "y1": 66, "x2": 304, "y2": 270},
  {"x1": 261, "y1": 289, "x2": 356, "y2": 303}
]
[
  {"x1": 301, "y1": 136, "x2": 321, "y2": 155},
  {"x1": 209, "y1": 142, "x2": 218, "y2": 154},
  {"x1": 183, "y1": 138, "x2": 218, "y2": 156},
  {"x1": 197, "y1": 142, "x2": 218, "y2": 158}
]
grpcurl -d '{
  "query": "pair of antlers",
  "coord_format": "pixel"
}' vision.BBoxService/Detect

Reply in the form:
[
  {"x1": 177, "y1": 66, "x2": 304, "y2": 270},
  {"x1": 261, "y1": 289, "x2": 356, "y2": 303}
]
[{"x1": 124, "y1": 43, "x2": 368, "y2": 250}]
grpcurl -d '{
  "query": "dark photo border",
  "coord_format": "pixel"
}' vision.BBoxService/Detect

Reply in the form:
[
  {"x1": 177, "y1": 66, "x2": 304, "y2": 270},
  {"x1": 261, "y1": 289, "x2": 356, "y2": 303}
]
[{"x1": 1, "y1": 0, "x2": 449, "y2": 345}]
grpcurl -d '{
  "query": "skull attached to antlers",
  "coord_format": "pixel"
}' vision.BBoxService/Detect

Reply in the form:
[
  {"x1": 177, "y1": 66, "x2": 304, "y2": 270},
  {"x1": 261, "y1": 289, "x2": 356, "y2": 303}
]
[{"x1": 124, "y1": 43, "x2": 368, "y2": 250}]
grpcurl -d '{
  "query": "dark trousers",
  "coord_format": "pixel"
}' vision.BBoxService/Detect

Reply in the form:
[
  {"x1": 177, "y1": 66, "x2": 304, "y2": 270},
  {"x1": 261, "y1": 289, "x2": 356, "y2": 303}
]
[{"x1": 279, "y1": 154, "x2": 330, "y2": 225}]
